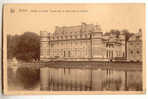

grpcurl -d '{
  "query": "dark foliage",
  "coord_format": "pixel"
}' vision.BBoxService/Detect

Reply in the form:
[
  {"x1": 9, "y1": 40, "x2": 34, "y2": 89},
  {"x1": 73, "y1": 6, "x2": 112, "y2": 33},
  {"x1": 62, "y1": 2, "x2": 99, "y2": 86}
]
[
  {"x1": 7, "y1": 35, "x2": 20, "y2": 59},
  {"x1": 121, "y1": 29, "x2": 134, "y2": 41},
  {"x1": 7, "y1": 32, "x2": 40, "y2": 62},
  {"x1": 110, "y1": 29, "x2": 120, "y2": 38},
  {"x1": 16, "y1": 67, "x2": 40, "y2": 89}
]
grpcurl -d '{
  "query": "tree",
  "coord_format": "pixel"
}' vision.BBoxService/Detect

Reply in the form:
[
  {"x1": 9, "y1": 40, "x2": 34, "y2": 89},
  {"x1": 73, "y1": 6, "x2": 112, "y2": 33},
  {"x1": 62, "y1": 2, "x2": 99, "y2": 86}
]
[
  {"x1": 121, "y1": 29, "x2": 134, "y2": 59},
  {"x1": 121, "y1": 29, "x2": 133, "y2": 41},
  {"x1": 7, "y1": 34, "x2": 20, "y2": 59},
  {"x1": 110, "y1": 29, "x2": 120, "y2": 38},
  {"x1": 15, "y1": 32, "x2": 40, "y2": 62}
]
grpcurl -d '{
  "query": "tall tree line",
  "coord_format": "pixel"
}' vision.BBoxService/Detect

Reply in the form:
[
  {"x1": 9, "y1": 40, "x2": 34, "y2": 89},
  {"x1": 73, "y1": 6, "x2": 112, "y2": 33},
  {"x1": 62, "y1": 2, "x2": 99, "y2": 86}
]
[{"x1": 7, "y1": 32, "x2": 40, "y2": 62}]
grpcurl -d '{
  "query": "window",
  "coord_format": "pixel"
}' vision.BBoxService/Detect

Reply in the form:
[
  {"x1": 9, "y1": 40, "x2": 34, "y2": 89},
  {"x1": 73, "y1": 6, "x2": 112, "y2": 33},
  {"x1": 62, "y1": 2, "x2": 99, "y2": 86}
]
[
  {"x1": 75, "y1": 41, "x2": 77, "y2": 45},
  {"x1": 75, "y1": 35, "x2": 77, "y2": 39},
  {"x1": 137, "y1": 51, "x2": 140, "y2": 54},
  {"x1": 64, "y1": 51, "x2": 66, "y2": 57},
  {"x1": 51, "y1": 43, "x2": 54, "y2": 47},
  {"x1": 106, "y1": 50, "x2": 108, "y2": 58},
  {"x1": 81, "y1": 40, "x2": 83, "y2": 45},
  {"x1": 64, "y1": 68, "x2": 65, "y2": 75},
  {"x1": 85, "y1": 34, "x2": 87, "y2": 38},
  {"x1": 68, "y1": 68, "x2": 71, "y2": 74},
  {"x1": 123, "y1": 52, "x2": 125, "y2": 57},
  {"x1": 131, "y1": 51, "x2": 133, "y2": 54},
  {"x1": 112, "y1": 45, "x2": 114, "y2": 48},
  {"x1": 137, "y1": 42, "x2": 139, "y2": 45},
  {"x1": 68, "y1": 51, "x2": 71, "y2": 57},
  {"x1": 112, "y1": 51, "x2": 113, "y2": 58}
]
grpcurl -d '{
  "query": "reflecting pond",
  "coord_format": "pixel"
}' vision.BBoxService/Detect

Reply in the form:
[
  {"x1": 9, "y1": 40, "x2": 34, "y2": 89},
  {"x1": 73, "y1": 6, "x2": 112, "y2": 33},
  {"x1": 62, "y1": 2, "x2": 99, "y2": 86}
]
[{"x1": 40, "y1": 67, "x2": 142, "y2": 91}]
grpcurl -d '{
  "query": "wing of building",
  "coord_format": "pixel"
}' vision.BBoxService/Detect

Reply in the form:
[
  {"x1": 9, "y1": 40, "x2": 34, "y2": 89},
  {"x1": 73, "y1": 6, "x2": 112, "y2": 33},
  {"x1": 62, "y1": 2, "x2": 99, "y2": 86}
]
[{"x1": 127, "y1": 29, "x2": 142, "y2": 62}]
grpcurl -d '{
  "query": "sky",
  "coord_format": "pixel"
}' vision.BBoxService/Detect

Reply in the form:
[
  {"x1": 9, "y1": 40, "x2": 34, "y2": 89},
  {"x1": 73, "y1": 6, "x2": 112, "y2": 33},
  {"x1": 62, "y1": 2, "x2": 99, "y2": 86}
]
[{"x1": 3, "y1": 3, "x2": 145, "y2": 35}]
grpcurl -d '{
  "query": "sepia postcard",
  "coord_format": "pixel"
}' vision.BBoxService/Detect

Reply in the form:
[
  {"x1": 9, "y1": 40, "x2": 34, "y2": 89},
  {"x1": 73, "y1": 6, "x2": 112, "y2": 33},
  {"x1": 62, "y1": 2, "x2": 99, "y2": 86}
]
[{"x1": 2, "y1": 3, "x2": 146, "y2": 95}]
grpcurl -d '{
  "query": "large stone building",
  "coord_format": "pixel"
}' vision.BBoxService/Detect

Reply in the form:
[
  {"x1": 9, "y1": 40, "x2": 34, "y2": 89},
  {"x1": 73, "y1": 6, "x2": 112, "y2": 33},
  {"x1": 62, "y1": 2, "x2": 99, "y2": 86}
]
[
  {"x1": 127, "y1": 29, "x2": 142, "y2": 62},
  {"x1": 40, "y1": 23, "x2": 126, "y2": 61}
]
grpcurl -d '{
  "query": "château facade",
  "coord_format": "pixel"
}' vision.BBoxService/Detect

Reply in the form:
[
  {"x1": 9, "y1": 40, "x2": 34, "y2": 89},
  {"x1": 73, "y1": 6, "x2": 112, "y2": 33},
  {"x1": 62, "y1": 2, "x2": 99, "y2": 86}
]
[{"x1": 40, "y1": 23, "x2": 126, "y2": 62}]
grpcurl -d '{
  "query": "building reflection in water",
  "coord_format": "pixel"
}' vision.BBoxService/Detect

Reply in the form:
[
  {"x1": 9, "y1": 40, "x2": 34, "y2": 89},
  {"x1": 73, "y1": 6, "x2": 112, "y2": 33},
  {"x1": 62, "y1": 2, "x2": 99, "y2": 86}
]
[{"x1": 40, "y1": 66, "x2": 142, "y2": 91}]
